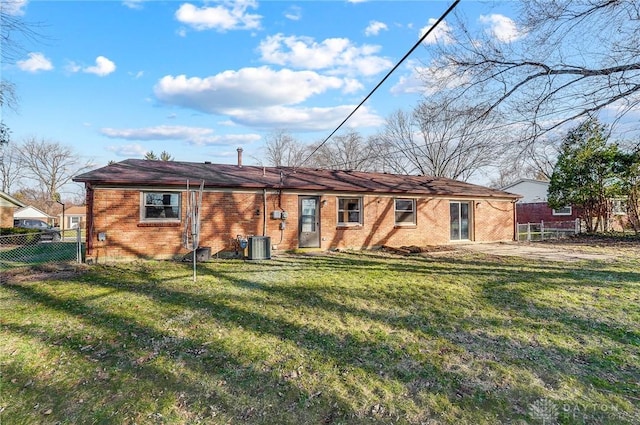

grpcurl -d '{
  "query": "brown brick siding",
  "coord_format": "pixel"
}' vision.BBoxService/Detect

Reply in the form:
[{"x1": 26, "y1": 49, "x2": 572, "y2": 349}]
[
  {"x1": 474, "y1": 200, "x2": 517, "y2": 242},
  {"x1": 516, "y1": 202, "x2": 580, "y2": 223},
  {"x1": 86, "y1": 188, "x2": 516, "y2": 262}
]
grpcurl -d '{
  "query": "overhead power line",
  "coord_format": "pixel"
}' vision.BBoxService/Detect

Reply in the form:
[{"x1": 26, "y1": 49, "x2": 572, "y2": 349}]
[{"x1": 297, "y1": 0, "x2": 461, "y2": 168}]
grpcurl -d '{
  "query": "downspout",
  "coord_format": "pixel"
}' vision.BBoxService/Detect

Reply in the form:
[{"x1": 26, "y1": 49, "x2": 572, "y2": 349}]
[
  {"x1": 512, "y1": 199, "x2": 518, "y2": 242},
  {"x1": 263, "y1": 188, "x2": 267, "y2": 236},
  {"x1": 85, "y1": 183, "x2": 94, "y2": 259}
]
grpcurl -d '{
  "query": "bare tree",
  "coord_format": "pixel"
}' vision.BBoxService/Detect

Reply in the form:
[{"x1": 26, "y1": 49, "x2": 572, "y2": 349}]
[
  {"x1": 307, "y1": 131, "x2": 379, "y2": 171},
  {"x1": 377, "y1": 101, "x2": 504, "y2": 181},
  {"x1": 427, "y1": 1, "x2": 640, "y2": 145},
  {"x1": 370, "y1": 110, "x2": 420, "y2": 175},
  {"x1": 17, "y1": 138, "x2": 91, "y2": 212},
  {"x1": 263, "y1": 130, "x2": 309, "y2": 167},
  {"x1": 489, "y1": 136, "x2": 560, "y2": 188},
  {"x1": 0, "y1": 140, "x2": 22, "y2": 193},
  {"x1": 1, "y1": 1, "x2": 42, "y2": 110}
]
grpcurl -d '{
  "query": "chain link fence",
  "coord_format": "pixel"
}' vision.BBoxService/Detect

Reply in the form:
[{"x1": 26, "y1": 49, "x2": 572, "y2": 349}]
[{"x1": 0, "y1": 228, "x2": 84, "y2": 273}]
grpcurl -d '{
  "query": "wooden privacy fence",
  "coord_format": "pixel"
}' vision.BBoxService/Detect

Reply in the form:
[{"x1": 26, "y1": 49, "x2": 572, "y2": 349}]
[{"x1": 517, "y1": 219, "x2": 581, "y2": 241}]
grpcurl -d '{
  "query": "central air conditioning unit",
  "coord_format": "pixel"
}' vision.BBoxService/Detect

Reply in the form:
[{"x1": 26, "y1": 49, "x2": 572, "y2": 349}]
[{"x1": 247, "y1": 236, "x2": 271, "y2": 260}]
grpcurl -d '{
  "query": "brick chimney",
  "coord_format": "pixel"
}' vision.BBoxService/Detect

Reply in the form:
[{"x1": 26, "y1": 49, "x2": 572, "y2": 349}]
[{"x1": 237, "y1": 147, "x2": 243, "y2": 167}]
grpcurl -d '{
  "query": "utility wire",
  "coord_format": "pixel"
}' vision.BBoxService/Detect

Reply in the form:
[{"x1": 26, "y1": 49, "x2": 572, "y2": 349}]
[{"x1": 297, "y1": 0, "x2": 461, "y2": 169}]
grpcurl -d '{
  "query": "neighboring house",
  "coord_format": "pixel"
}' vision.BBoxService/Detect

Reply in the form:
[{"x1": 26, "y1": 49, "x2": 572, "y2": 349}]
[
  {"x1": 13, "y1": 205, "x2": 56, "y2": 226},
  {"x1": 59, "y1": 205, "x2": 86, "y2": 230},
  {"x1": 73, "y1": 158, "x2": 521, "y2": 262},
  {"x1": 501, "y1": 179, "x2": 580, "y2": 223},
  {"x1": 503, "y1": 178, "x2": 629, "y2": 231},
  {"x1": 0, "y1": 191, "x2": 26, "y2": 227}
]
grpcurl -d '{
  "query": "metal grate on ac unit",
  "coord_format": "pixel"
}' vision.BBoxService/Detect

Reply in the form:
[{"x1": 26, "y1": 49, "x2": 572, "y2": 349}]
[{"x1": 247, "y1": 236, "x2": 271, "y2": 260}]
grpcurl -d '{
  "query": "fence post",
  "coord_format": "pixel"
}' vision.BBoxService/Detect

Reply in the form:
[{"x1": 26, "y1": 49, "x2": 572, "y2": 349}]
[
  {"x1": 540, "y1": 220, "x2": 544, "y2": 241},
  {"x1": 527, "y1": 223, "x2": 531, "y2": 241},
  {"x1": 575, "y1": 218, "x2": 580, "y2": 235}
]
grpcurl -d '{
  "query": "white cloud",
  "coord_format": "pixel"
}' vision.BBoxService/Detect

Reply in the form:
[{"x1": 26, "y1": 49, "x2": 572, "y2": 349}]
[
  {"x1": 284, "y1": 5, "x2": 301, "y2": 21},
  {"x1": 175, "y1": 1, "x2": 261, "y2": 32},
  {"x1": 67, "y1": 56, "x2": 116, "y2": 77},
  {"x1": 17, "y1": 52, "x2": 53, "y2": 73},
  {"x1": 226, "y1": 105, "x2": 384, "y2": 131},
  {"x1": 154, "y1": 67, "x2": 346, "y2": 113},
  {"x1": 106, "y1": 143, "x2": 148, "y2": 157},
  {"x1": 122, "y1": 0, "x2": 144, "y2": 10},
  {"x1": 84, "y1": 56, "x2": 116, "y2": 76},
  {"x1": 421, "y1": 18, "x2": 454, "y2": 45},
  {"x1": 2, "y1": 0, "x2": 28, "y2": 16},
  {"x1": 65, "y1": 61, "x2": 82, "y2": 73},
  {"x1": 479, "y1": 14, "x2": 523, "y2": 43},
  {"x1": 258, "y1": 34, "x2": 392, "y2": 76},
  {"x1": 129, "y1": 70, "x2": 144, "y2": 79},
  {"x1": 365, "y1": 21, "x2": 388, "y2": 37},
  {"x1": 101, "y1": 125, "x2": 261, "y2": 146},
  {"x1": 391, "y1": 60, "x2": 468, "y2": 96}
]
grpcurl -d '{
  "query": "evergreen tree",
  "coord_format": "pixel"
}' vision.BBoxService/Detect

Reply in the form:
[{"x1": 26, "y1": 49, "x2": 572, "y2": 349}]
[{"x1": 548, "y1": 118, "x2": 620, "y2": 232}]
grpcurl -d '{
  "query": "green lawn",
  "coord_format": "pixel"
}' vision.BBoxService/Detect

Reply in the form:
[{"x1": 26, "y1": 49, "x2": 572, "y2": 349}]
[{"x1": 1, "y1": 250, "x2": 638, "y2": 424}]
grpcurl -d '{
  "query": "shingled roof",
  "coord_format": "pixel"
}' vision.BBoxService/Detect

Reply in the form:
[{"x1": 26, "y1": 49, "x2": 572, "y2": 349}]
[{"x1": 74, "y1": 159, "x2": 520, "y2": 199}]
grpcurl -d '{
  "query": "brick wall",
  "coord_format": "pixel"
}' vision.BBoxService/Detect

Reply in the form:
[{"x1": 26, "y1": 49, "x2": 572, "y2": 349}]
[
  {"x1": 516, "y1": 202, "x2": 579, "y2": 223},
  {"x1": 474, "y1": 200, "x2": 516, "y2": 242},
  {"x1": 86, "y1": 188, "x2": 516, "y2": 261}
]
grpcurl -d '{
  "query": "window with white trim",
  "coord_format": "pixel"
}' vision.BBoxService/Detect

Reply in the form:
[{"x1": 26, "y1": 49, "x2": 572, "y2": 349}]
[
  {"x1": 141, "y1": 192, "x2": 181, "y2": 221},
  {"x1": 552, "y1": 206, "x2": 572, "y2": 216},
  {"x1": 337, "y1": 197, "x2": 362, "y2": 225},
  {"x1": 395, "y1": 198, "x2": 416, "y2": 225},
  {"x1": 612, "y1": 199, "x2": 627, "y2": 215}
]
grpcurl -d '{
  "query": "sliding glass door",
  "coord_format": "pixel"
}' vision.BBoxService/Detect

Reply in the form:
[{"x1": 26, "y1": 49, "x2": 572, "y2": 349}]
[{"x1": 450, "y1": 201, "x2": 470, "y2": 241}]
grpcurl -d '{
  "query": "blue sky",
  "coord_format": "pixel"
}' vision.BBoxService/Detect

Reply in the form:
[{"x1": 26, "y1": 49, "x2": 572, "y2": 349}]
[{"x1": 4, "y1": 0, "x2": 520, "y2": 170}]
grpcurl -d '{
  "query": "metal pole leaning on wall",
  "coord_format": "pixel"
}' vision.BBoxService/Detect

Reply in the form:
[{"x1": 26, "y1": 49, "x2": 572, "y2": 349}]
[{"x1": 76, "y1": 227, "x2": 82, "y2": 263}]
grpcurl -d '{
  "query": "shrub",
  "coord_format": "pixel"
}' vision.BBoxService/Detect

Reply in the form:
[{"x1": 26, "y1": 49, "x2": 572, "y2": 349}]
[{"x1": 0, "y1": 228, "x2": 41, "y2": 245}]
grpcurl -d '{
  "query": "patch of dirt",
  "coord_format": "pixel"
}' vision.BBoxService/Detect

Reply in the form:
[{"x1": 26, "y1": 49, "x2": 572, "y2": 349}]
[
  {"x1": 381, "y1": 245, "x2": 456, "y2": 255},
  {"x1": 458, "y1": 241, "x2": 621, "y2": 262},
  {"x1": 536, "y1": 234, "x2": 640, "y2": 254},
  {"x1": 1, "y1": 264, "x2": 89, "y2": 284},
  {"x1": 380, "y1": 236, "x2": 639, "y2": 262}
]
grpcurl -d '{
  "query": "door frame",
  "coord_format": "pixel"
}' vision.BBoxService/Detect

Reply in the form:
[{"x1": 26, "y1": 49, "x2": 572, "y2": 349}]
[
  {"x1": 298, "y1": 195, "x2": 321, "y2": 248},
  {"x1": 449, "y1": 200, "x2": 473, "y2": 241}
]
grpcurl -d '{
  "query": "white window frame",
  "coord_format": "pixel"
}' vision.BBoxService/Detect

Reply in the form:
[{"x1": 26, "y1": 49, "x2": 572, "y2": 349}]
[
  {"x1": 141, "y1": 192, "x2": 181, "y2": 222},
  {"x1": 394, "y1": 198, "x2": 416, "y2": 225},
  {"x1": 552, "y1": 206, "x2": 572, "y2": 216},
  {"x1": 337, "y1": 197, "x2": 362, "y2": 226},
  {"x1": 612, "y1": 199, "x2": 627, "y2": 215}
]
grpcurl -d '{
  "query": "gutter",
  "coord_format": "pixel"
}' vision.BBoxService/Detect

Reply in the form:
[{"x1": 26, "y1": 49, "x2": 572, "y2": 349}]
[
  {"x1": 512, "y1": 199, "x2": 518, "y2": 242},
  {"x1": 263, "y1": 188, "x2": 267, "y2": 236}
]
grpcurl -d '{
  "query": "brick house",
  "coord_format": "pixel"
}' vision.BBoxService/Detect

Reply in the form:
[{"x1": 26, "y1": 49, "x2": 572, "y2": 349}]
[
  {"x1": 59, "y1": 205, "x2": 87, "y2": 231},
  {"x1": 0, "y1": 191, "x2": 26, "y2": 227},
  {"x1": 73, "y1": 158, "x2": 521, "y2": 262},
  {"x1": 501, "y1": 179, "x2": 580, "y2": 224}
]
